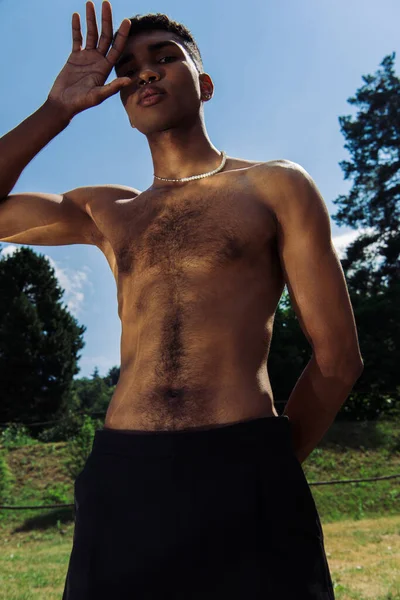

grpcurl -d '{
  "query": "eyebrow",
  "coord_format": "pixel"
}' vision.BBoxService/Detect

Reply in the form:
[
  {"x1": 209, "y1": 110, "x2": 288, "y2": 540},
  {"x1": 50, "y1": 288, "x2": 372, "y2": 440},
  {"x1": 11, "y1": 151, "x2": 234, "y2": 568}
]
[{"x1": 115, "y1": 41, "x2": 181, "y2": 70}]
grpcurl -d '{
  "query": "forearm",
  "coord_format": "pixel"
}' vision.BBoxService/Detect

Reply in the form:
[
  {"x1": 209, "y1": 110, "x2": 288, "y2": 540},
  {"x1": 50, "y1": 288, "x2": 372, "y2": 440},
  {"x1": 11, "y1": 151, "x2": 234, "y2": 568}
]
[
  {"x1": 0, "y1": 99, "x2": 71, "y2": 199},
  {"x1": 283, "y1": 354, "x2": 363, "y2": 464}
]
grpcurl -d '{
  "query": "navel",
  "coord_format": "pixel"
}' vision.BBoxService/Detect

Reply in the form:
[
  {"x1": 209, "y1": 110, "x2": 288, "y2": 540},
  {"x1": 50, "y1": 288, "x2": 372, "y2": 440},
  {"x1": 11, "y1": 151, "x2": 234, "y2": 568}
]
[{"x1": 163, "y1": 388, "x2": 185, "y2": 401}]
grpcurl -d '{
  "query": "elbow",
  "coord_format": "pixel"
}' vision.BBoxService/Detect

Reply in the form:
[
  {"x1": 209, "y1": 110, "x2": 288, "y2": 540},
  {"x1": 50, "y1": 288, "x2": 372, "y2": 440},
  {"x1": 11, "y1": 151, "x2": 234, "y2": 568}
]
[
  {"x1": 348, "y1": 352, "x2": 364, "y2": 373},
  {"x1": 350, "y1": 360, "x2": 364, "y2": 380},
  {"x1": 313, "y1": 352, "x2": 364, "y2": 382}
]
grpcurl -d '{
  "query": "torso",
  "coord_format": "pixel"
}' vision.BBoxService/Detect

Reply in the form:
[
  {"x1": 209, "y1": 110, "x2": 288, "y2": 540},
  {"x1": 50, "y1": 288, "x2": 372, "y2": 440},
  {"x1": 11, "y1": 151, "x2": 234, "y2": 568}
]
[{"x1": 87, "y1": 157, "x2": 286, "y2": 431}]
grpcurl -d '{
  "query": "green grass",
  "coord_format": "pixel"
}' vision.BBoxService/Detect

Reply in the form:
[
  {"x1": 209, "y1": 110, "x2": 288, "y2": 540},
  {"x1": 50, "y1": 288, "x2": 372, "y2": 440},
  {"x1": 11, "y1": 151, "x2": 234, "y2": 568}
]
[
  {"x1": 1, "y1": 515, "x2": 399, "y2": 599},
  {"x1": 304, "y1": 446, "x2": 400, "y2": 522}
]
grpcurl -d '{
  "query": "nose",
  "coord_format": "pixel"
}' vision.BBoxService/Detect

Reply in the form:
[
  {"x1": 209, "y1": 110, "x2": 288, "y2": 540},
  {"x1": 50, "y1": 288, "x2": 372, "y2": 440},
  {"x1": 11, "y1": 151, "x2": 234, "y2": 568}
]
[{"x1": 139, "y1": 70, "x2": 161, "y2": 86}]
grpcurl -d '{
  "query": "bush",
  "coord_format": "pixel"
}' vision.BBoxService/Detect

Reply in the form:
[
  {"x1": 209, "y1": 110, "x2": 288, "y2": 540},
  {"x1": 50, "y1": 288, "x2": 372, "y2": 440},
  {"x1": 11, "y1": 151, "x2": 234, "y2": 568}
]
[
  {"x1": 0, "y1": 423, "x2": 38, "y2": 449},
  {"x1": 63, "y1": 414, "x2": 98, "y2": 482},
  {"x1": 37, "y1": 409, "x2": 86, "y2": 444},
  {"x1": 0, "y1": 451, "x2": 15, "y2": 503},
  {"x1": 42, "y1": 482, "x2": 71, "y2": 506}
]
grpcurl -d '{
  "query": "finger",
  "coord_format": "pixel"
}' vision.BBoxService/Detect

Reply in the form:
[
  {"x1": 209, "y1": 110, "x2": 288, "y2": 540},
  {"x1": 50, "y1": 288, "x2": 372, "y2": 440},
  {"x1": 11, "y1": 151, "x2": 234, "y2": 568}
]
[
  {"x1": 94, "y1": 77, "x2": 131, "y2": 104},
  {"x1": 85, "y1": 1, "x2": 99, "y2": 50},
  {"x1": 106, "y1": 19, "x2": 131, "y2": 65},
  {"x1": 72, "y1": 12, "x2": 83, "y2": 53},
  {"x1": 97, "y1": 0, "x2": 113, "y2": 55}
]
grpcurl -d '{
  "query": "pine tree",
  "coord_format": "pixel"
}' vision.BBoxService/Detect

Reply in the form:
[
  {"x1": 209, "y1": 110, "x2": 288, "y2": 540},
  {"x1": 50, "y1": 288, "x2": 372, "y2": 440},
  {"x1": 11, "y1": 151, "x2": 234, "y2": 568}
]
[
  {"x1": 0, "y1": 246, "x2": 86, "y2": 433},
  {"x1": 331, "y1": 53, "x2": 400, "y2": 418},
  {"x1": 333, "y1": 52, "x2": 400, "y2": 293}
]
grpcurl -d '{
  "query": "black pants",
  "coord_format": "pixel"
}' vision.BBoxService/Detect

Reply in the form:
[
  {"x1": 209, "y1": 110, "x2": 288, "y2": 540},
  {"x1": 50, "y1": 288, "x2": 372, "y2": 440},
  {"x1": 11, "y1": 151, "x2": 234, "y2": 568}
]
[{"x1": 62, "y1": 415, "x2": 335, "y2": 599}]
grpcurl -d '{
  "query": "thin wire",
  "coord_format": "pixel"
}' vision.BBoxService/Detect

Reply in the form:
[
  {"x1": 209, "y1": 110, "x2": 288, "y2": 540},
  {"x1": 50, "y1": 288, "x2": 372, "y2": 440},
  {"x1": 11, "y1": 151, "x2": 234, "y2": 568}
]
[{"x1": 1, "y1": 473, "x2": 400, "y2": 510}]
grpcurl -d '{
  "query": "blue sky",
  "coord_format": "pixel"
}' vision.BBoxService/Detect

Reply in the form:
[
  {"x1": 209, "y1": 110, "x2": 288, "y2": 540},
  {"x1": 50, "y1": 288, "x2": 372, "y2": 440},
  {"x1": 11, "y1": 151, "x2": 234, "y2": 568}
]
[{"x1": 0, "y1": 0, "x2": 398, "y2": 379}]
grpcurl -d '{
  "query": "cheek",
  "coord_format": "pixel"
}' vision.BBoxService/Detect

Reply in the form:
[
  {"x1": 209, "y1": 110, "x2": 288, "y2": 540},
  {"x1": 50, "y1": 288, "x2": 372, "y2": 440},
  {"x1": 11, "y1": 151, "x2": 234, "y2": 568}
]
[
  {"x1": 120, "y1": 89, "x2": 136, "y2": 108},
  {"x1": 179, "y1": 83, "x2": 201, "y2": 106}
]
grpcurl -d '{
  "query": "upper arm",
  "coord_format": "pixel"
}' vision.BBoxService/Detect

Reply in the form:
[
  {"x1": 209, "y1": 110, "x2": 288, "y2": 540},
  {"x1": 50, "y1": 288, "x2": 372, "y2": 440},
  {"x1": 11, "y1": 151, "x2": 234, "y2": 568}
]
[
  {"x1": 0, "y1": 187, "x2": 100, "y2": 246},
  {"x1": 0, "y1": 184, "x2": 139, "y2": 247},
  {"x1": 266, "y1": 160, "x2": 363, "y2": 373}
]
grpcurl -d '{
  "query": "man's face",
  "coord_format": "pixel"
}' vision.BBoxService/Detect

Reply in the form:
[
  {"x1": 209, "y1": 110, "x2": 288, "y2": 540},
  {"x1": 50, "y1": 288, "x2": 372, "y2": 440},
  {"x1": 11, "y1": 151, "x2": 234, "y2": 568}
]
[{"x1": 114, "y1": 30, "x2": 211, "y2": 134}]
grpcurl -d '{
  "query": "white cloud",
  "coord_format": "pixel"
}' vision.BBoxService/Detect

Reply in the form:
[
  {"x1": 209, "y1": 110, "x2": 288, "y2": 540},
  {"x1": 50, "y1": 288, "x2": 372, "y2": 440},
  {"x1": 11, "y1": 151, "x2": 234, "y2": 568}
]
[
  {"x1": 0, "y1": 245, "x2": 92, "y2": 317},
  {"x1": 0, "y1": 244, "x2": 18, "y2": 258},
  {"x1": 332, "y1": 230, "x2": 360, "y2": 259},
  {"x1": 332, "y1": 227, "x2": 378, "y2": 260},
  {"x1": 45, "y1": 256, "x2": 92, "y2": 317}
]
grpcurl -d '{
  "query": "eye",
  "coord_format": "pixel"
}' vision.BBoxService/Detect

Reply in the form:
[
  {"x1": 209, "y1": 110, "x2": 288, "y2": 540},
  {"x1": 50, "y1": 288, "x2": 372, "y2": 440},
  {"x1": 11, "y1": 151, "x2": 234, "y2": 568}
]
[
  {"x1": 124, "y1": 57, "x2": 175, "y2": 77},
  {"x1": 159, "y1": 56, "x2": 175, "y2": 64}
]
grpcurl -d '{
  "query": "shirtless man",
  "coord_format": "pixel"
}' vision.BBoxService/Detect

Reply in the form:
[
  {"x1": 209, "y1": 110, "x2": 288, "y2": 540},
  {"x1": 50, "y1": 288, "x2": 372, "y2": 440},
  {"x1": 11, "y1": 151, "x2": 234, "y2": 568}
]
[{"x1": 0, "y1": 2, "x2": 363, "y2": 598}]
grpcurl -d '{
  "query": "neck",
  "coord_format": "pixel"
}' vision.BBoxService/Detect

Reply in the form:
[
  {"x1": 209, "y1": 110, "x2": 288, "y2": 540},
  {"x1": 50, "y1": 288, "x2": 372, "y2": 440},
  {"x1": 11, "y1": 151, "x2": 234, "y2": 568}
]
[{"x1": 146, "y1": 118, "x2": 221, "y2": 188}]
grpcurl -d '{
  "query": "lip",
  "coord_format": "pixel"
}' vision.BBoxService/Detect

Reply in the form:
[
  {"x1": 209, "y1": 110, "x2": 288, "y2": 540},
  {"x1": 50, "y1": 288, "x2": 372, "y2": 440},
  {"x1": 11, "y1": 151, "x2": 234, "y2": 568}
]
[
  {"x1": 139, "y1": 93, "x2": 166, "y2": 107},
  {"x1": 138, "y1": 85, "x2": 166, "y2": 104}
]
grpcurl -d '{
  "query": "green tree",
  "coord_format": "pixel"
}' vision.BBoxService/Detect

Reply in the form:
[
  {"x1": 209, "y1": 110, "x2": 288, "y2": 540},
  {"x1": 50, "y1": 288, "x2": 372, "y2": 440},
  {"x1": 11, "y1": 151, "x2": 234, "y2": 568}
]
[
  {"x1": 104, "y1": 365, "x2": 120, "y2": 387},
  {"x1": 91, "y1": 366, "x2": 100, "y2": 379},
  {"x1": 269, "y1": 54, "x2": 400, "y2": 420},
  {"x1": 268, "y1": 290, "x2": 312, "y2": 412},
  {"x1": 0, "y1": 246, "x2": 86, "y2": 435},
  {"x1": 333, "y1": 52, "x2": 400, "y2": 293},
  {"x1": 72, "y1": 376, "x2": 113, "y2": 416},
  {"x1": 331, "y1": 52, "x2": 400, "y2": 419}
]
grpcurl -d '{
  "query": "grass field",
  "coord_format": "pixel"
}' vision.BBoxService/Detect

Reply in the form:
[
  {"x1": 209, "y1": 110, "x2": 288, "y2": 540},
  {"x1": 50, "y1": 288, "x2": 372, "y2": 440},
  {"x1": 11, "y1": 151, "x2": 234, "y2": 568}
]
[
  {"x1": 1, "y1": 514, "x2": 399, "y2": 599},
  {"x1": 0, "y1": 418, "x2": 399, "y2": 598}
]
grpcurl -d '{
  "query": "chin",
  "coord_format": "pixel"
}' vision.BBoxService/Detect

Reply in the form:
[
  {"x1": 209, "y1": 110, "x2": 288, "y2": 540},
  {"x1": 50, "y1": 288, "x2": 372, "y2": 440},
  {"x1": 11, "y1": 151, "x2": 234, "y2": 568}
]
[
  {"x1": 127, "y1": 106, "x2": 196, "y2": 134},
  {"x1": 131, "y1": 117, "x2": 179, "y2": 135}
]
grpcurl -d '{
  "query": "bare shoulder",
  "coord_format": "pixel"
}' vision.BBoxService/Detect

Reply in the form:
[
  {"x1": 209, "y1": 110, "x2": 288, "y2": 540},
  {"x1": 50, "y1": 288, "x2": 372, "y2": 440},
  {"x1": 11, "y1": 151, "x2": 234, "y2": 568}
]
[
  {"x1": 250, "y1": 159, "x2": 314, "y2": 215},
  {"x1": 67, "y1": 183, "x2": 141, "y2": 211},
  {"x1": 251, "y1": 158, "x2": 308, "y2": 185},
  {"x1": 65, "y1": 183, "x2": 141, "y2": 248}
]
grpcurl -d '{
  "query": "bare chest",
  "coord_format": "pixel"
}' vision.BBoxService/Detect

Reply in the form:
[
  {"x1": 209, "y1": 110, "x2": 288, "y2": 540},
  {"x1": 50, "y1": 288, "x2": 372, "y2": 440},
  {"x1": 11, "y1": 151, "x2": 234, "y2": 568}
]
[
  {"x1": 92, "y1": 165, "x2": 283, "y2": 430},
  {"x1": 91, "y1": 168, "x2": 277, "y2": 289}
]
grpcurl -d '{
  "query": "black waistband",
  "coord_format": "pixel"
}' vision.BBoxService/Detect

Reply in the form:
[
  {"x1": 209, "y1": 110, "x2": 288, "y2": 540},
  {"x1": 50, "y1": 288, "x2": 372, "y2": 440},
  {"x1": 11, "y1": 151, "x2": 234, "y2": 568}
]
[{"x1": 91, "y1": 415, "x2": 293, "y2": 458}]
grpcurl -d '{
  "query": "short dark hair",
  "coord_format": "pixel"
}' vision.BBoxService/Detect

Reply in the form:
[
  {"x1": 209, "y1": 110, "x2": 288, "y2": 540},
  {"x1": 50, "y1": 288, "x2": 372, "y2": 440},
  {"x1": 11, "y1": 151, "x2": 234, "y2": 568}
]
[{"x1": 112, "y1": 13, "x2": 204, "y2": 74}]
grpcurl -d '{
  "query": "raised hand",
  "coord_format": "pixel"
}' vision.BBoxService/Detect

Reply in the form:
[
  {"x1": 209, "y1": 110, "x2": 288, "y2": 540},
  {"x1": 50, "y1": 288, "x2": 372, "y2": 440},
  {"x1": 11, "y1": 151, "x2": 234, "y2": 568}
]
[{"x1": 47, "y1": 1, "x2": 132, "y2": 119}]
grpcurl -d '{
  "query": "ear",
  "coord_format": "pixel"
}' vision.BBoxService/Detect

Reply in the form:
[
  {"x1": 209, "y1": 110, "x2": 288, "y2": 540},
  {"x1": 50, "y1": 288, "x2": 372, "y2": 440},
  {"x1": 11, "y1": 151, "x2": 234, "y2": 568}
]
[{"x1": 199, "y1": 73, "x2": 214, "y2": 100}]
